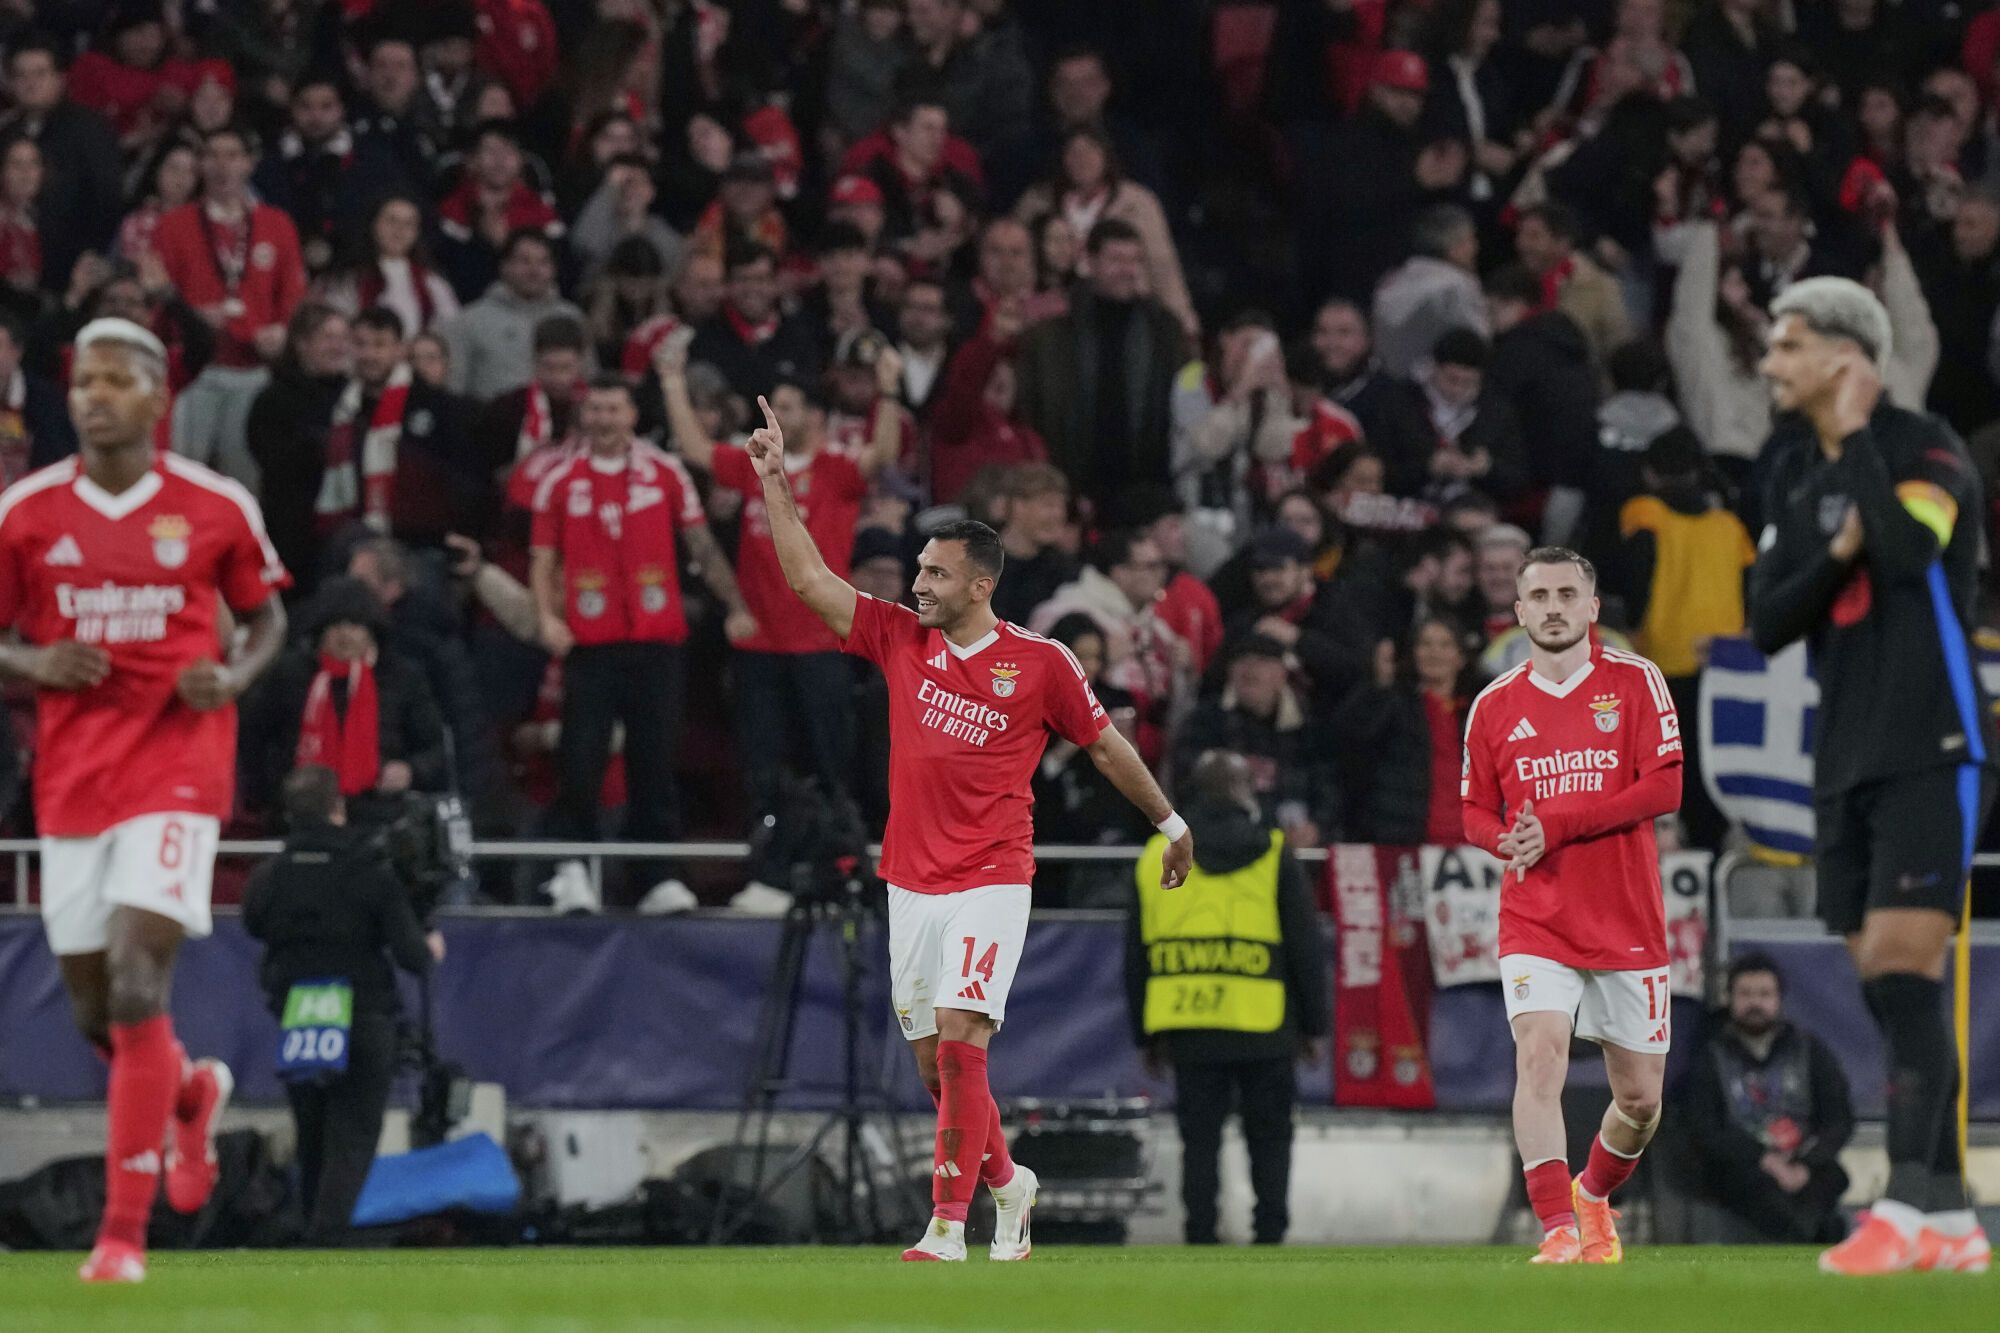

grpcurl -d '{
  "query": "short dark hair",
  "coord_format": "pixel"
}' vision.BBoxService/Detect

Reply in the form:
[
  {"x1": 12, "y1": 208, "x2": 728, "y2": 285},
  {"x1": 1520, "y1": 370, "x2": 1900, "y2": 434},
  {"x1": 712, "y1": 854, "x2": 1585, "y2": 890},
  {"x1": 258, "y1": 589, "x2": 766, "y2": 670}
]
[
  {"x1": 1609, "y1": 337, "x2": 1670, "y2": 393},
  {"x1": 1726, "y1": 950, "x2": 1785, "y2": 995},
  {"x1": 469, "y1": 117, "x2": 523, "y2": 150},
  {"x1": 1484, "y1": 263, "x2": 1542, "y2": 308},
  {"x1": 587, "y1": 372, "x2": 636, "y2": 399},
  {"x1": 1431, "y1": 326, "x2": 1489, "y2": 370},
  {"x1": 1086, "y1": 217, "x2": 1142, "y2": 256},
  {"x1": 724, "y1": 240, "x2": 777, "y2": 274},
  {"x1": 1086, "y1": 528, "x2": 1148, "y2": 575},
  {"x1": 890, "y1": 84, "x2": 949, "y2": 125},
  {"x1": 283, "y1": 765, "x2": 344, "y2": 825},
  {"x1": 1519, "y1": 544, "x2": 1598, "y2": 587},
  {"x1": 499, "y1": 227, "x2": 555, "y2": 263},
  {"x1": 6, "y1": 31, "x2": 67, "y2": 73},
  {"x1": 292, "y1": 73, "x2": 343, "y2": 103},
  {"x1": 203, "y1": 122, "x2": 258, "y2": 156},
  {"x1": 533, "y1": 315, "x2": 586, "y2": 355},
  {"x1": 817, "y1": 221, "x2": 870, "y2": 257},
  {"x1": 354, "y1": 305, "x2": 407, "y2": 338},
  {"x1": 928, "y1": 519, "x2": 1005, "y2": 580},
  {"x1": 1520, "y1": 202, "x2": 1579, "y2": 244}
]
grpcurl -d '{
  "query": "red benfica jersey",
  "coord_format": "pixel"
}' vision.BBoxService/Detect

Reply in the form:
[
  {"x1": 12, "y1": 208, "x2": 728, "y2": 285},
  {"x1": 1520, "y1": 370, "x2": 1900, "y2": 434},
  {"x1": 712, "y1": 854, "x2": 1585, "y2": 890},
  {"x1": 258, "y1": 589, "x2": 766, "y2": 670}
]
[
  {"x1": 530, "y1": 444, "x2": 703, "y2": 647},
  {"x1": 0, "y1": 455, "x2": 288, "y2": 836},
  {"x1": 712, "y1": 444, "x2": 863, "y2": 655},
  {"x1": 1460, "y1": 644, "x2": 1682, "y2": 970},
  {"x1": 842, "y1": 595, "x2": 1109, "y2": 892}
]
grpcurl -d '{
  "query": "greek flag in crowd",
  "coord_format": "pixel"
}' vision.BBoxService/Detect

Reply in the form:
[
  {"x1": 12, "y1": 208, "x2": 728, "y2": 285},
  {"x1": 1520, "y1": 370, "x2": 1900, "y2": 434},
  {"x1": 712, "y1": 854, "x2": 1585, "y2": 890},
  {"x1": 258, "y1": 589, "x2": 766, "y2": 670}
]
[{"x1": 1700, "y1": 632, "x2": 2000, "y2": 857}]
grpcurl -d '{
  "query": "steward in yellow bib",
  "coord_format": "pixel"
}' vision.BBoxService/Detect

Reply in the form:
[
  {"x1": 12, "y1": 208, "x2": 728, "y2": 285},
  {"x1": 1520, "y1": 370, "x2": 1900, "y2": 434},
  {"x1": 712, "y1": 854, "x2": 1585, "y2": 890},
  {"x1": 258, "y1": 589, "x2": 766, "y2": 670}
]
[{"x1": 1124, "y1": 753, "x2": 1329, "y2": 1244}]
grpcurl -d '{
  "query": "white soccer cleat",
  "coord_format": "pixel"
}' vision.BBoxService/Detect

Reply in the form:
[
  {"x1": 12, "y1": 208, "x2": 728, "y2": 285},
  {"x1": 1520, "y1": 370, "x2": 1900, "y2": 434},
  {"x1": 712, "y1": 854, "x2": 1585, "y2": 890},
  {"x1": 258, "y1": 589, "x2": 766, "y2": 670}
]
[
  {"x1": 900, "y1": 1216, "x2": 967, "y2": 1262},
  {"x1": 988, "y1": 1163, "x2": 1037, "y2": 1261}
]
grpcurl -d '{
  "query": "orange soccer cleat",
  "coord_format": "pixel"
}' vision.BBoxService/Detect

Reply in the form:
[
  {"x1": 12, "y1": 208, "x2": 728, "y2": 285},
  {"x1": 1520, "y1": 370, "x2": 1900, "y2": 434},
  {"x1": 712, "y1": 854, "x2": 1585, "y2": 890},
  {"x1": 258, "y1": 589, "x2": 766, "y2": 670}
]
[
  {"x1": 1819, "y1": 1212, "x2": 1920, "y2": 1275},
  {"x1": 1915, "y1": 1225, "x2": 1991, "y2": 1274},
  {"x1": 1573, "y1": 1181, "x2": 1624, "y2": 1264},
  {"x1": 1530, "y1": 1225, "x2": 1582, "y2": 1264}
]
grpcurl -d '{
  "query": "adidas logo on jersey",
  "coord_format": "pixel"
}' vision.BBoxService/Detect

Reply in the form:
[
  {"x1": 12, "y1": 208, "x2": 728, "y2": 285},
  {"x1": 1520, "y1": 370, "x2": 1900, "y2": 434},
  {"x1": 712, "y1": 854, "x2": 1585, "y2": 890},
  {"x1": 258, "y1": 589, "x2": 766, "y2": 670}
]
[
  {"x1": 957, "y1": 980, "x2": 988, "y2": 1002},
  {"x1": 1508, "y1": 718, "x2": 1539, "y2": 741},
  {"x1": 929, "y1": 648, "x2": 949, "y2": 671},
  {"x1": 44, "y1": 534, "x2": 82, "y2": 566}
]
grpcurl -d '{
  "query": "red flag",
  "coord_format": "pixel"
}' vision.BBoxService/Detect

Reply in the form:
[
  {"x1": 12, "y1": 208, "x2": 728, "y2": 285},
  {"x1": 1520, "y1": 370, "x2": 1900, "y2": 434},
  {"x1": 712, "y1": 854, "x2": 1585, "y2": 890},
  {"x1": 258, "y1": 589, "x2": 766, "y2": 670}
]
[{"x1": 1325, "y1": 846, "x2": 1436, "y2": 1109}]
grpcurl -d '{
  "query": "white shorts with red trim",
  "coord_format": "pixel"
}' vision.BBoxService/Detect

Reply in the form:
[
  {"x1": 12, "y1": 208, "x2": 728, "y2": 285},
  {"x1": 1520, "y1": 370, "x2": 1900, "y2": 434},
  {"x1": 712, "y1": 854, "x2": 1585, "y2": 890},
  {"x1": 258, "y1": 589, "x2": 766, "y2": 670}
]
[
  {"x1": 886, "y1": 882, "x2": 1030, "y2": 1039},
  {"x1": 41, "y1": 812, "x2": 220, "y2": 956},
  {"x1": 1500, "y1": 953, "x2": 1672, "y2": 1054}
]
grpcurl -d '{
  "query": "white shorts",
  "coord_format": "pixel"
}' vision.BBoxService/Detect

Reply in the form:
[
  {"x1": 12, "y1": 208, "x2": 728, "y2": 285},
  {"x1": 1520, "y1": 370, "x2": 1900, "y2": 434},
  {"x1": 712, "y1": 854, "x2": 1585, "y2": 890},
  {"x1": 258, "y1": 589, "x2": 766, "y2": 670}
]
[
  {"x1": 1500, "y1": 953, "x2": 1672, "y2": 1054},
  {"x1": 887, "y1": 882, "x2": 1030, "y2": 1039},
  {"x1": 41, "y1": 812, "x2": 220, "y2": 956}
]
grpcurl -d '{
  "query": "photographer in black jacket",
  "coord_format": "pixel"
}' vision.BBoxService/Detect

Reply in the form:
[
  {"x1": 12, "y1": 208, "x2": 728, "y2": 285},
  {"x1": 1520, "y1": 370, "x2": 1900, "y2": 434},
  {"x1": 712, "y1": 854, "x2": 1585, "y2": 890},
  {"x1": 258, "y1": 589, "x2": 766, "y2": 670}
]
[{"x1": 244, "y1": 765, "x2": 441, "y2": 1246}]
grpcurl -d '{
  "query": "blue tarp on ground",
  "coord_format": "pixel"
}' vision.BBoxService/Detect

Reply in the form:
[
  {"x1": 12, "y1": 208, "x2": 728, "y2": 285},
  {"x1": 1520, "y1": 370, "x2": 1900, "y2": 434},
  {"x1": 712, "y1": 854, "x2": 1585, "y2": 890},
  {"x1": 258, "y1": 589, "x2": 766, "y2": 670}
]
[{"x1": 0, "y1": 912, "x2": 1993, "y2": 1117}]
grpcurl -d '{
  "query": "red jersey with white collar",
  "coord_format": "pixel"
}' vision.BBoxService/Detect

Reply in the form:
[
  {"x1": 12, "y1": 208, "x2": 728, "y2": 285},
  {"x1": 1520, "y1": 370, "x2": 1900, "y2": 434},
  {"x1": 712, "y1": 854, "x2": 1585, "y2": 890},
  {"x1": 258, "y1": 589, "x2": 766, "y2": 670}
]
[
  {"x1": 0, "y1": 455, "x2": 288, "y2": 836},
  {"x1": 842, "y1": 595, "x2": 1109, "y2": 892},
  {"x1": 1460, "y1": 644, "x2": 1682, "y2": 970},
  {"x1": 530, "y1": 443, "x2": 704, "y2": 647},
  {"x1": 711, "y1": 443, "x2": 864, "y2": 654}
]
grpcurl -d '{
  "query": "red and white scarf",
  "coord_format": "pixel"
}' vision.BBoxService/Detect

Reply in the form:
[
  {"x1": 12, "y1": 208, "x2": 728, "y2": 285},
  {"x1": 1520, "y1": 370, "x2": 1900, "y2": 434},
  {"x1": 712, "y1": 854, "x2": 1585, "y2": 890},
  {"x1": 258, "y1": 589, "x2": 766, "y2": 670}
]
[
  {"x1": 296, "y1": 652, "x2": 381, "y2": 796},
  {"x1": 518, "y1": 383, "x2": 554, "y2": 460},
  {"x1": 356, "y1": 260, "x2": 439, "y2": 333},
  {"x1": 317, "y1": 364, "x2": 413, "y2": 534}
]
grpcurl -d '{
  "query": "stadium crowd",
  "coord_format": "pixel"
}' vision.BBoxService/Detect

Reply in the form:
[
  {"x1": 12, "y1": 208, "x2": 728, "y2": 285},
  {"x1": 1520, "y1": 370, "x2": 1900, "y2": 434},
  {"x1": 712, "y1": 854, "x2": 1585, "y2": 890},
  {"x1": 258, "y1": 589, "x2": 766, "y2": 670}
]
[{"x1": 0, "y1": 0, "x2": 1994, "y2": 909}]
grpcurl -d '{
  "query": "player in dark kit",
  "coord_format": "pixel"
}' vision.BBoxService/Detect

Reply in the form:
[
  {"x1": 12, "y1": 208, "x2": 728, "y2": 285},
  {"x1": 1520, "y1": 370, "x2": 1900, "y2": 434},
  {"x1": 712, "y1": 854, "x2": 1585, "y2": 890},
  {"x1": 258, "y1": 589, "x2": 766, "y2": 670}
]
[
  {"x1": 743, "y1": 394, "x2": 1192, "y2": 1262},
  {"x1": 1753, "y1": 277, "x2": 1992, "y2": 1275}
]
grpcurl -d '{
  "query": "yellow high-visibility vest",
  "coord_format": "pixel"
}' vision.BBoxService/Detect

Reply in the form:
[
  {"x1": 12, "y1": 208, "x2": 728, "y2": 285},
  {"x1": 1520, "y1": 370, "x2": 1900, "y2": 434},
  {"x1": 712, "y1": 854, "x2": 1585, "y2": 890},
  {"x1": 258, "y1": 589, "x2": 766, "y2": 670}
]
[{"x1": 1134, "y1": 829, "x2": 1287, "y2": 1035}]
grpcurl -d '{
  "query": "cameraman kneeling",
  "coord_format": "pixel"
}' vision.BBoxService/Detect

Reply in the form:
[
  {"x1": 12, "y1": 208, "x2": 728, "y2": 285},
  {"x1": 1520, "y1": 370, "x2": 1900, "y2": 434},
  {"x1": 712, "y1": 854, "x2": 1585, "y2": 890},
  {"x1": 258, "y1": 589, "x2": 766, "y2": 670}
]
[{"x1": 245, "y1": 766, "x2": 441, "y2": 1245}]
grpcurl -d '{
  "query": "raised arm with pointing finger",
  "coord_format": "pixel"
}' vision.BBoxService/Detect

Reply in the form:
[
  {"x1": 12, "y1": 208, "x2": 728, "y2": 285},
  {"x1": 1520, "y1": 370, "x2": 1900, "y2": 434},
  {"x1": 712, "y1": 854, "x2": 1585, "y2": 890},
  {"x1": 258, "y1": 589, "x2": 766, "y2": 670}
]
[{"x1": 746, "y1": 394, "x2": 859, "y2": 639}]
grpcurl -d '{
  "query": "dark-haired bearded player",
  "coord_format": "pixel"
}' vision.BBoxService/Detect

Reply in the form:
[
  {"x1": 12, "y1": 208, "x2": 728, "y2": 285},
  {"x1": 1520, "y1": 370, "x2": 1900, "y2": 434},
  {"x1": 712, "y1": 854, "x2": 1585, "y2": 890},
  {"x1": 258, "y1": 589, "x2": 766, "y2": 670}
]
[{"x1": 744, "y1": 393, "x2": 1192, "y2": 1262}]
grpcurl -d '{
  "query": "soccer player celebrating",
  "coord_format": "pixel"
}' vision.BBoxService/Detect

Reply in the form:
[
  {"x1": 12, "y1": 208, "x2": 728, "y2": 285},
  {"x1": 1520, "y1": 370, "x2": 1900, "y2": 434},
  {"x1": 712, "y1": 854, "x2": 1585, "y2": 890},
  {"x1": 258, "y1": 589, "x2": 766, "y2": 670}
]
[
  {"x1": 1461, "y1": 547, "x2": 1683, "y2": 1264},
  {"x1": 744, "y1": 395, "x2": 1193, "y2": 1262},
  {"x1": 0, "y1": 319, "x2": 288, "y2": 1282},
  {"x1": 1753, "y1": 279, "x2": 1992, "y2": 1275}
]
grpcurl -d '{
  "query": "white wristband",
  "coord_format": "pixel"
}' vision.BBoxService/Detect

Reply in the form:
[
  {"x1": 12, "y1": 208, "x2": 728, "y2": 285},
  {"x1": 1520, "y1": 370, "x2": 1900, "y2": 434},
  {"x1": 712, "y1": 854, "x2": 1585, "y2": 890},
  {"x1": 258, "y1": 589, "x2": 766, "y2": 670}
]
[{"x1": 1156, "y1": 812, "x2": 1188, "y2": 841}]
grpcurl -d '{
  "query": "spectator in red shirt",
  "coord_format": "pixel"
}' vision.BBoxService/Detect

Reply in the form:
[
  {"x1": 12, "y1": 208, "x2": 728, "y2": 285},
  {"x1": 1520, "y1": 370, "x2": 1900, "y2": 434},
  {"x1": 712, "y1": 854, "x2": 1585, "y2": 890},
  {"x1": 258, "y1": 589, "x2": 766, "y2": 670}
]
[
  {"x1": 67, "y1": 2, "x2": 204, "y2": 153},
  {"x1": 476, "y1": 0, "x2": 561, "y2": 113},
  {"x1": 436, "y1": 119, "x2": 564, "y2": 302},
  {"x1": 1107, "y1": 485, "x2": 1223, "y2": 676},
  {"x1": 116, "y1": 139, "x2": 196, "y2": 271},
  {"x1": 528, "y1": 374, "x2": 755, "y2": 907},
  {"x1": 156, "y1": 123, "x2": 306, "y2": 489},
  {"x1": 660, "y1": 337, "x2": 900, "y2": 899},
  {"x1": 927, "y1": 298, "x2": 1047, "y2": 504},
  {"x1": 1329, "y1": 615, "x2": 1471, "y2": 846},
  {"x1": 0, "y1": 135, "x2": 44, "y2": 308}
]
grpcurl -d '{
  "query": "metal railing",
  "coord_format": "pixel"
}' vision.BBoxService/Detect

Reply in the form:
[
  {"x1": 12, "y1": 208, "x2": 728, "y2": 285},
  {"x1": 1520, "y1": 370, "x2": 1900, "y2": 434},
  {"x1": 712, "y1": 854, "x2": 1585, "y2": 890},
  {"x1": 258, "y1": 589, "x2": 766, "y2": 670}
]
[{"x1": 0, "y1": 837, "x2": 1339, "y2": 909}]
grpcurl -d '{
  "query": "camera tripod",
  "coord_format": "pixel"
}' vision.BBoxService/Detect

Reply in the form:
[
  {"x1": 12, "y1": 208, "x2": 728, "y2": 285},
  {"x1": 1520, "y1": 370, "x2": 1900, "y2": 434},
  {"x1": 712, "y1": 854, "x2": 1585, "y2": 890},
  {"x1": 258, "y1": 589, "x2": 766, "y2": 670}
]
[{"x1": 708, "y1": 871, "x2": 924, "y2": 1244}]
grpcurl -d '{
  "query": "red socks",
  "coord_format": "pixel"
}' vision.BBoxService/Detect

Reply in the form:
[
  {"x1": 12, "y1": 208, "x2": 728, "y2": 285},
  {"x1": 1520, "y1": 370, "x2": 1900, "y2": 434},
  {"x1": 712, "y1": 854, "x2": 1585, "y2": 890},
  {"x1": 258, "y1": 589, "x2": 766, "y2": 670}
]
[
  {"x1": 931, "y1": 1041, "x2": 992, "y2": 1222},
  {"x1": 1524, "y1": 1158, "x2": 1576, "y2": 1234},
  {"x1": 101, "y1": 1015, "x2": 182, "y2": 1249},
  {"x1": 172, "y1": 1041, "x2": 201, "y2": 1120},
  {"x1": 923, "y1": 1076, "x2": 1014, "y2": 1190},
  {"x1": 981, "y1": 1091, "x2": 1016, "y2": 1190},
  {"x1": 1578, "y1": 1134, "x2": 1642, "y2": 1202}
]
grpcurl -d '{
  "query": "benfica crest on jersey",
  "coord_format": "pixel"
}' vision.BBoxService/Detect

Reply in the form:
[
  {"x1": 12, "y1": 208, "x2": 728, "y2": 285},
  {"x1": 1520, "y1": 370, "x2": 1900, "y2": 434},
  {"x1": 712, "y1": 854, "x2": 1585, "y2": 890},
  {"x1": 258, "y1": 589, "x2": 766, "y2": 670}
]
[
  {"x1": 148, "y1": 514, "x2": 190, "y2": 569},
  {"x1": 989, "y1": 664, "x2": 1020, "y2": 698},
  {"x1": 1590, "y1": 694, "x2": 1621, "y2": 733}
]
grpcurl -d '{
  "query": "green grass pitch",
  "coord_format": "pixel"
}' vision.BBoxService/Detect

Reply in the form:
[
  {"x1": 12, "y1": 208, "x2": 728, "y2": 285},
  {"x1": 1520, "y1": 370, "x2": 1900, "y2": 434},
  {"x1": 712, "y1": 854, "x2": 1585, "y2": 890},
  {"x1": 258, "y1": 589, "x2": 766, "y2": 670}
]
[{"x1": 0, "y1": 1246, "x2": 1991, "y2": 1332}]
